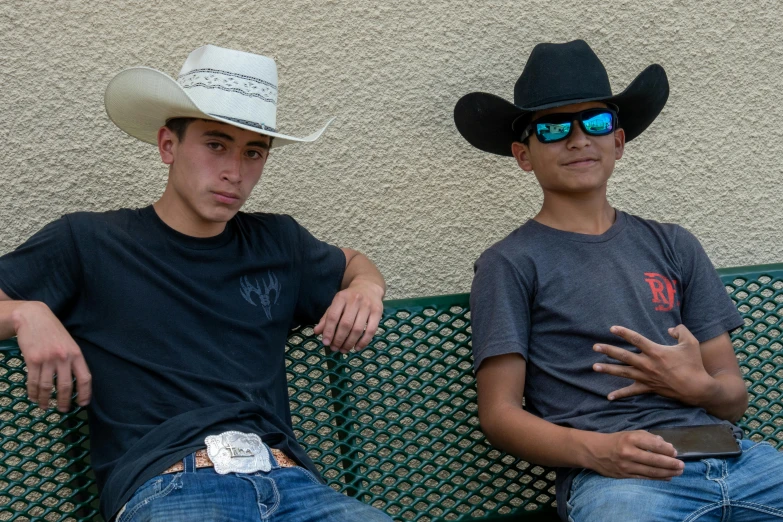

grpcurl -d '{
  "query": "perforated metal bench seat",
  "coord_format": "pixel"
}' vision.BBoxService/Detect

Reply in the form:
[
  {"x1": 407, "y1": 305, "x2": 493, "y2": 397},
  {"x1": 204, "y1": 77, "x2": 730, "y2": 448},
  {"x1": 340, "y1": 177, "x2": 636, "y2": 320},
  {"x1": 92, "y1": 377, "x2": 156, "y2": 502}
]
[{"x1": 1, "y1": 263, "x2": 782, "y2": 521}]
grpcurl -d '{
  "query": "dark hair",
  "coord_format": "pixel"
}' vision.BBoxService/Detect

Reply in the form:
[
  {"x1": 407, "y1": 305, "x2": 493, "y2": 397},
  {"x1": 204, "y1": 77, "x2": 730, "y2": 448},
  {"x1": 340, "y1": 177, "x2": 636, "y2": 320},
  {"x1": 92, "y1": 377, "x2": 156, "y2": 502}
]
[
  {"x1": 164, "y1": 117, "x2": 196, "y2": 141},
  {"x1": 512, "y1": 114, "x2": 533, "y2": 146},
  {"x1": 163, "y1": 117, "x2": 274, "y2": 148}
]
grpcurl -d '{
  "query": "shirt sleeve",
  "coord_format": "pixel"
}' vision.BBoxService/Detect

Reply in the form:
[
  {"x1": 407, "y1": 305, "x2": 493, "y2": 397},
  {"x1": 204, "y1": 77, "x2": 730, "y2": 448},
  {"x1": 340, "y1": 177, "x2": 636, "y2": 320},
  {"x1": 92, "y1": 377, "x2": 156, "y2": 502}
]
[
  {"x1": 288, "y1": 217, "x2": 346, "y2": 326},
  {"x1": 675, "y1": 226, "x2": 744, "y2": 342},
  {"x1": 470, "y1": 248, "x2": 533, "y2": 371},
  {"x1": 0, "y1": 216, "x2": 83, "y2": 316}
]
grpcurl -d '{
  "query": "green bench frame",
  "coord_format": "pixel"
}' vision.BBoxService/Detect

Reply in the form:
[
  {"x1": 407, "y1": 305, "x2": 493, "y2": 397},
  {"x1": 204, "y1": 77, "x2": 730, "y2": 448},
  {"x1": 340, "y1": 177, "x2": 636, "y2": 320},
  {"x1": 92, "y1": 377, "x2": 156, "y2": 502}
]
[{"x1": 1, "y1": 263, "x2": 781, "y2": 521}]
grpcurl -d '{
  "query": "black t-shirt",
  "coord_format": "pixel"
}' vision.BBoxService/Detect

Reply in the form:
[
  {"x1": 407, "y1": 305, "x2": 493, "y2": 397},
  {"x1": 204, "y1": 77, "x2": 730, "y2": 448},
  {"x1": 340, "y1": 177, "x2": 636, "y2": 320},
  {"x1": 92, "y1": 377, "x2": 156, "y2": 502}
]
[{"x1": 0, "y1": 206, "x2": 346, "y2": 520}]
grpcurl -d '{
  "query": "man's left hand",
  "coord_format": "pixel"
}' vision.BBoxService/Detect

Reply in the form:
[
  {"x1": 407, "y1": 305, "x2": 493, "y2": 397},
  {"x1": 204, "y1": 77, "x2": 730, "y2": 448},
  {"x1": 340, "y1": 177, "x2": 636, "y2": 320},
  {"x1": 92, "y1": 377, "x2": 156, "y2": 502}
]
[
  {"x1": 314, "y1": 281, "x2": 384, "y2": 354},
  {"x1": 593, "y1": 324, "x2": 712, "y2": 404}
]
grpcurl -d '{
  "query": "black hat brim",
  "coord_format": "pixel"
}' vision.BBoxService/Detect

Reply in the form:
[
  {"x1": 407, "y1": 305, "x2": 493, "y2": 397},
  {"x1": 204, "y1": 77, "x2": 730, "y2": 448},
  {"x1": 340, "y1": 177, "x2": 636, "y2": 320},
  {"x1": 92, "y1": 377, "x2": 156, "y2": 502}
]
[{"x1": 454, "y1": 64, "x2": 669, "y2": 157}]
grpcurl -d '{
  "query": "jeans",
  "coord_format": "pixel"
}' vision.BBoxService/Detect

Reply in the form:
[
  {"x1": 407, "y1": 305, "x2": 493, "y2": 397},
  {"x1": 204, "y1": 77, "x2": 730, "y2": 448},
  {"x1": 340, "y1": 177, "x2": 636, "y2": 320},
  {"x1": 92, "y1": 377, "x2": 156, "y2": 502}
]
[
  {"x1": 116, "y1": 451, "x2": 393, "y2": 522},
  {"x1": 567, "y1": 439, "x2": 783, "y2": 521}
]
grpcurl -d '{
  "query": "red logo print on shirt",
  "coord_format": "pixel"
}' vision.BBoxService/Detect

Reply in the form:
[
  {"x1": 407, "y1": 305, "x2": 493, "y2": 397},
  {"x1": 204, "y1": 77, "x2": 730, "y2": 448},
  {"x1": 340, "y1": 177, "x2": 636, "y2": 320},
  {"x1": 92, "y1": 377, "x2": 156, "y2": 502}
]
[{"x1": 643, "y1": 273, "x2": 679, "y2": 312}]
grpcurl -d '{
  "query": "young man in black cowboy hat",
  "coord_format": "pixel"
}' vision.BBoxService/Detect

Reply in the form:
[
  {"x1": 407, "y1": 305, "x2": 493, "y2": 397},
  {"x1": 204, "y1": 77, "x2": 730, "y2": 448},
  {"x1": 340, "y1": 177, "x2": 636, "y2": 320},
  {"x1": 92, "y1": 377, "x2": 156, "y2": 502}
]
[
  {"x1": 0, "y1": 45, "x2": 391, "y2": 522},
  {"x1": 455, "y1": 40, "x2": 783, "y2": 521}
]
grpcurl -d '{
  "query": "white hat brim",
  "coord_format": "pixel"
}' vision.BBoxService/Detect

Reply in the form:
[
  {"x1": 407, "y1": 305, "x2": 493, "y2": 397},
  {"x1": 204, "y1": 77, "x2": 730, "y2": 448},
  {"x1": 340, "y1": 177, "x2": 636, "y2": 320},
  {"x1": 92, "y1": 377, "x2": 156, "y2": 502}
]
[{"x1": 104, "y1": 67, "x2": 331, "y2": 148}]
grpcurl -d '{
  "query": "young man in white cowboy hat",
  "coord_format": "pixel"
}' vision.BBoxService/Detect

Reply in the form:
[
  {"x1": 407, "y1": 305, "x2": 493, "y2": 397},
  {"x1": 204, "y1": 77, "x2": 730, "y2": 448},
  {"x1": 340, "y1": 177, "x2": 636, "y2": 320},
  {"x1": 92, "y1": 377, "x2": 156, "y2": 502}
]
[
  {"x1": 0, "y1": 45, "x2": 392, "y2": 522},
  {"x1": 455, "y1": 40, "x2": 783, "y2": 521}
]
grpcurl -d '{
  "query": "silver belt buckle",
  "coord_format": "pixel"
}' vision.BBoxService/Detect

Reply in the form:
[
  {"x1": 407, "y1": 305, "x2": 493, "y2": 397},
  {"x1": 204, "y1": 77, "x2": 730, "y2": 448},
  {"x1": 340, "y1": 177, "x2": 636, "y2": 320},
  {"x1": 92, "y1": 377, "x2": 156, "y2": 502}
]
[{"x1": 205, "y1": 431, "x2": 272, "y2": 475}]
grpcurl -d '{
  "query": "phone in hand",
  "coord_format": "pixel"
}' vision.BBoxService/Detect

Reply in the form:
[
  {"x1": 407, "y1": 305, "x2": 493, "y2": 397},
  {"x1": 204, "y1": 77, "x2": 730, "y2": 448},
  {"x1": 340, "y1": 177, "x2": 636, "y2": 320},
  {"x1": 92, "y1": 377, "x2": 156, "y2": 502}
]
[{"x1": 648, "y1": 424, "x2": 742, "y2": 460}]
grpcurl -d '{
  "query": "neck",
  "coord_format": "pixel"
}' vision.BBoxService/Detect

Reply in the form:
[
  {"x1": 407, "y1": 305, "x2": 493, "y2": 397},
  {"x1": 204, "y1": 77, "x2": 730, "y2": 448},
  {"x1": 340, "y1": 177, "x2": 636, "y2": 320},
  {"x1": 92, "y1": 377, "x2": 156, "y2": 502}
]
[
  {"x1": 534, "y1": 187, "x2": 615, "y2": 235},
  {"x1": 153, "y1": 188, "x2": 227, "y2": 238}
]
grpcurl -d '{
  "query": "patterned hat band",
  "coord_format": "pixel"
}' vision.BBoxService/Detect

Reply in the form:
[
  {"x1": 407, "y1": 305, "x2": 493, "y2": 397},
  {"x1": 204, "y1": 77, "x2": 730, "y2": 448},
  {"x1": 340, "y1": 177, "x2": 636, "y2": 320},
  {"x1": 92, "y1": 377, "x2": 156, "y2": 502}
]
[
  {"x1": 178, "y1": 68, "x2": 279, "y2": 106},
  {"x1": 104, "y1": 44, "x2": 330, "y2": 148},
  {"x1": 209, "y1": 114, "x2": 277, "y2": 134}
]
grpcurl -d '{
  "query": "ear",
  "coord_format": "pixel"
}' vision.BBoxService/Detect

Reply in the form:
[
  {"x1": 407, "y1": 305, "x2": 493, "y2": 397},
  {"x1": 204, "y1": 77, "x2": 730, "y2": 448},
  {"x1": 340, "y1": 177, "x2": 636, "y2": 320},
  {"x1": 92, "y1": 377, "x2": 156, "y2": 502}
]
[
  {"x1": 614, "y1": 128, "x2": 626, "y2": 161},
  {"x1": 158, "y1": 126, "x2": 177, "y2": 165},
  {"x1": 511, "y1": 141, "x2": 534, "y2": 172}
]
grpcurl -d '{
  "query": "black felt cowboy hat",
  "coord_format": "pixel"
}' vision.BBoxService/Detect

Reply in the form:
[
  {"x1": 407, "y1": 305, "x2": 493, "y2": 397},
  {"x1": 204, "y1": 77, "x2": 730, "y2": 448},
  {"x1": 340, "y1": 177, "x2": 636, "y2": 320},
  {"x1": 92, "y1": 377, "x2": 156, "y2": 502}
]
[{"x1": 454, "y1": 39, "x2": 669, "y2": 156}]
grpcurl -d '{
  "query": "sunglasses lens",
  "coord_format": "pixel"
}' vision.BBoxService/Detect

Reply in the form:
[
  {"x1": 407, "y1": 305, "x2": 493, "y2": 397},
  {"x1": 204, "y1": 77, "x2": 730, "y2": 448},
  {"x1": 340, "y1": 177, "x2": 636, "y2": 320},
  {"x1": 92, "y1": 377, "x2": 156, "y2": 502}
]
[
  {"x1": 536, "y1": 121, "x2": 572, "y2": 143},
  {"x1": 582, "y1": 111, "x2": 614, "y2": 135}
]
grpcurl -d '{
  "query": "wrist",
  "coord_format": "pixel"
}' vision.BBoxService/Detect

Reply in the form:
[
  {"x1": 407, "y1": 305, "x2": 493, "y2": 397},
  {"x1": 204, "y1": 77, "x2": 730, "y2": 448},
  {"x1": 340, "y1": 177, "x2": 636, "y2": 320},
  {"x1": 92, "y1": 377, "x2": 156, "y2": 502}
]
[
  {"x1": 570, "y1": 429, "x2": 602, "y2": 469},
  {"x1": 349, "y1": 278, "x2": 385, "y2": 300},
  {"x1": 11, "y1": 301, "x2": 48, "y2": 334}
]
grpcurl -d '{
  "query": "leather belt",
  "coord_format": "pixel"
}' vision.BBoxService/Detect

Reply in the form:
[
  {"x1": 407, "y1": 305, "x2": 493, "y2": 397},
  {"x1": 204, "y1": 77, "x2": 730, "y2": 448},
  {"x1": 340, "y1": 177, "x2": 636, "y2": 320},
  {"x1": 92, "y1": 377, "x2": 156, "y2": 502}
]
[{"x1": 162, "y1": 447, "x2": 298, "y2": 474}]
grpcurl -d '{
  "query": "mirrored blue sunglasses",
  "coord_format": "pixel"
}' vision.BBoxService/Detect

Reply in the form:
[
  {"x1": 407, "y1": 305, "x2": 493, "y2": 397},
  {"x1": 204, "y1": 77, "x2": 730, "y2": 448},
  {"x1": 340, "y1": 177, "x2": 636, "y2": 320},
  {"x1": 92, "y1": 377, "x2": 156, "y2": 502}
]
[{"x1": 519, "y1": 108, "x2": 619, "y2": 144}]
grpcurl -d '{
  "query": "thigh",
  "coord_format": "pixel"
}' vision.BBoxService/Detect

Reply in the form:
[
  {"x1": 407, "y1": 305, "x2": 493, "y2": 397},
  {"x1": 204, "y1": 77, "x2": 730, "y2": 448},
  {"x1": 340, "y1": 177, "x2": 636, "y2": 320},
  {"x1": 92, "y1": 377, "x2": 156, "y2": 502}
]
[
  {"x1": 268, "y1": 467, "x2": 392, "y2": 522},
  {"x1": 117, "y1": 473, "x2": 184, "y2": 522},
  {"x1": 118, "y1": 470, "x2": 265, "y2": 522},
  {"x1": 725, "y1": 440, "x2": 783, "y2": 520},
  {"x1": 566, "y1": 465, "x2": 722, "y2": 522}
]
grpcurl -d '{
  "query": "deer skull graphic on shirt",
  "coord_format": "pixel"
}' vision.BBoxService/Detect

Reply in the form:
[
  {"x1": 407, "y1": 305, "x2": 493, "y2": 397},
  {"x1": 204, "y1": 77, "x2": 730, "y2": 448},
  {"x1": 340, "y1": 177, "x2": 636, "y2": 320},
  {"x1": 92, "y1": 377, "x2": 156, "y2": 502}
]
[{"x1": 240, "y1": 272, "x2": 281, "y2": 320}]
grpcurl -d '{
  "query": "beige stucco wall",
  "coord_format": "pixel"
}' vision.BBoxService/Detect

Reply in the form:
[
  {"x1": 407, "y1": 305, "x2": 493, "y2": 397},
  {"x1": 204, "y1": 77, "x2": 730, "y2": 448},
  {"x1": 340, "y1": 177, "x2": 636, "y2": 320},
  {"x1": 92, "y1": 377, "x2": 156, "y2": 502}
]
[{"x1": 1, "y1": 0, "x2": 781, "y2": 299}]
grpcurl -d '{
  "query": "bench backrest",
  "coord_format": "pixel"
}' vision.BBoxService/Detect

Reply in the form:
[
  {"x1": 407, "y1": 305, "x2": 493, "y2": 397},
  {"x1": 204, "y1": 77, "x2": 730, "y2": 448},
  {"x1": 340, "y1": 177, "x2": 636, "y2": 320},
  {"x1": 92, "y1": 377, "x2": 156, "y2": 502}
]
[{"x1": 1, "y1": 264, "x2": 782, "y2": 521}]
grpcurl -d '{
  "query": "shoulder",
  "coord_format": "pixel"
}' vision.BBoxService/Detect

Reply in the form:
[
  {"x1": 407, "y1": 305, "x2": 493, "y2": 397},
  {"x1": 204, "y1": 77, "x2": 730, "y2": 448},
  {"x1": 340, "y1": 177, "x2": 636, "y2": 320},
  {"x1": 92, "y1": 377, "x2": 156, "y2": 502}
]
[
  {"x1": 622, "y1": 211, "x2": 680, "y2": 235},
  {"x1": 474, "y1": 222, "x2": 542, "y2": 288},
  {"x1": 477, "y1": 221, "x2": 544, "y2": 271},
  {"x1": 621, "y1": 212, "x2": 711, "y2": 271},
  {"x1": 60, "y1": 207, "x2": 141, "y2": 235},
  {"x1": 621, "y1": 211, "x2": 690, "y2": 246}
]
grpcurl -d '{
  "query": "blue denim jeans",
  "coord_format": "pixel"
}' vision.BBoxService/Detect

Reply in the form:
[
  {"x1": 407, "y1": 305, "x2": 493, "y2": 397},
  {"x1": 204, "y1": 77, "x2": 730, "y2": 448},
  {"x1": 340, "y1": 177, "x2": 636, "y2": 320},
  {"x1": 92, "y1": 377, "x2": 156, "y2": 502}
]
[
  {"x1": 567, "y1": 439, "x2": 783, "y2": 521},
  {"x1": 116, "y1": 451, "x2": 393, "y2": 522}
]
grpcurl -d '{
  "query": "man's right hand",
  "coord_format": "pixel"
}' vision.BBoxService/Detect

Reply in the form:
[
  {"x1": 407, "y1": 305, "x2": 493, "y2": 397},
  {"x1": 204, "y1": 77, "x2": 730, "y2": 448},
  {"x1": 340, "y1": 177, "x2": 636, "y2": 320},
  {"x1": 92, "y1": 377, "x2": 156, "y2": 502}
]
[
  {"x1": 477, "y1": 355, "x2": 686, "y2": 482},
  {"x1": 583, "y1": 430, "x2": 684, "y2": 480},
  {"x1": 12, "y1": 301, "x2": 91, "y2": 412}
]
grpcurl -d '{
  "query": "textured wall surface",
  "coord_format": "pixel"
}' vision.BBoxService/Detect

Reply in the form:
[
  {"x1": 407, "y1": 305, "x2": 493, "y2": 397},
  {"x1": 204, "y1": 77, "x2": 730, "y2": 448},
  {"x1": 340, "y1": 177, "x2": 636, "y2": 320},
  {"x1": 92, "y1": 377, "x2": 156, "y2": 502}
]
[{"x1": 1, "y1": 1, "x2": 781, "y2": 298}]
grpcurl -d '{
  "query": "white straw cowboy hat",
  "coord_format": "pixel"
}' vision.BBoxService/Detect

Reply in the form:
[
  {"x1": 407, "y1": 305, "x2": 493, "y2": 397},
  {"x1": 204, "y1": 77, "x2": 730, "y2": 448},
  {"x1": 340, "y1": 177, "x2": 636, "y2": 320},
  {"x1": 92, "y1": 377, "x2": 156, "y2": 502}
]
[{"x1": 104, "y1": 44, "x2": 331, "y2": 148}]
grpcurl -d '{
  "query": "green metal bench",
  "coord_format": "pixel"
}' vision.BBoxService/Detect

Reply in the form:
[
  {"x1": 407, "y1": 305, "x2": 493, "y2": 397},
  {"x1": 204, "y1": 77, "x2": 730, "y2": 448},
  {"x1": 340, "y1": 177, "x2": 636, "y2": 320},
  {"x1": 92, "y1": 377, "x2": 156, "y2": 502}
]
[{"x1": 1, "y1": 263, "x2": 781, "y2": 522}]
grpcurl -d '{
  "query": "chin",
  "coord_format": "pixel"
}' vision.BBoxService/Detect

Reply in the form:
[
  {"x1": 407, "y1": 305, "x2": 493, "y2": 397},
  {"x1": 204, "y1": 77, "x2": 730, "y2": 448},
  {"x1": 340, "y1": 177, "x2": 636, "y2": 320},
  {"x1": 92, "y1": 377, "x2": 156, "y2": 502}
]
[
  {"x1": 548, "y1": 177, "x2": 598, "y2": 191},
  {"x1": 563, "y1": 172, "x2": 610, "y2": 191},
  {"x1": 201, "y1": 206, "x2": 240, "y2": 224}
]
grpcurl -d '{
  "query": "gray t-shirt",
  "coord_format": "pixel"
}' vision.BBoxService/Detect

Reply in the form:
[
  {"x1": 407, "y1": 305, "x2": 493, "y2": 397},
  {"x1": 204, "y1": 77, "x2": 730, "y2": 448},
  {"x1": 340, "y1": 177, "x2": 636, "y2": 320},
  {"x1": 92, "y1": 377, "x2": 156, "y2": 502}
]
[{"x1": 470, "y1": 210, "x2": 743, "y2": 518}]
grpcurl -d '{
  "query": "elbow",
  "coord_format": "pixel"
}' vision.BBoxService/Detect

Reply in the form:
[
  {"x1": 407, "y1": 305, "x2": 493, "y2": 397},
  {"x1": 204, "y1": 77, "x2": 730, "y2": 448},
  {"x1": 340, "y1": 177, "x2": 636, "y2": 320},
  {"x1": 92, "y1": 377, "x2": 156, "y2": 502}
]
[
  {"x1": 729, "y1": 393, "x2": 750, "y2": 424},
  {"x1": 728, "y1": 378, "x2": 750, "y2": 423},
  {"x1": 481, "y1": 423, "x2": 500, "y2": 449},
  {"x1": 481, "y1": 427, "x2": 503, "y2": 451},
  {"x1": 705, "y1": 374, "x2": 750, "y2": 424},
  {"x1": 718, "y1": 386, "x2": 749, "y2": 424},
  {"x1": 478, "y1": 406, "x2": 506, "y2": 450}
]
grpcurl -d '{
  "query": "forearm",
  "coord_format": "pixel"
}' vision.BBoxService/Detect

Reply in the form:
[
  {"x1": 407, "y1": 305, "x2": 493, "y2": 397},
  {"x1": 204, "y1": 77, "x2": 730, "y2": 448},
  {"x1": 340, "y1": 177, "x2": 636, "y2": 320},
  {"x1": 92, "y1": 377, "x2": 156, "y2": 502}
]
[
  {"x1": 690, "y1": 372, "x2": 748, "y2": 423},
  {"x1": 481, "y1": 403, "x2": 598, "y2": 469},
  {"x1": 476, "y1": 355, "x2": 682, "y2": 479},
  {"x1": 0, "y1": 298, "x2": 90, "y2": 410},
  {"x1": 341, "y1": 250, "x2": 385, "y2": 297}
]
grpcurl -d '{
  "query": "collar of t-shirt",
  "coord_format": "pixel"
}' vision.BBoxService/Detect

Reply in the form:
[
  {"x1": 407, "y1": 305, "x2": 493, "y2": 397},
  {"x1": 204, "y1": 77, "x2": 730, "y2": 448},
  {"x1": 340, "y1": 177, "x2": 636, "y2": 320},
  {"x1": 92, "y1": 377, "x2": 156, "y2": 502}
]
[{"x1": 526, "y1": 209, "x2": 627, "y2": 243}]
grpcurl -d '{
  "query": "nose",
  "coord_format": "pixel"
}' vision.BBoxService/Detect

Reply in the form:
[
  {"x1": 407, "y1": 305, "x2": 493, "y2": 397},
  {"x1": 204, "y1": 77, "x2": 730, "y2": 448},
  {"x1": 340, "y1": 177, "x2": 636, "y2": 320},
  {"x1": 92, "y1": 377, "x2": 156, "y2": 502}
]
[
  {"x1": 221, "y1": 152, "x2": 242, "y2": 183},
  {"x1": 566, "y1": 120, "x2": 590, "y2": 149}
]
